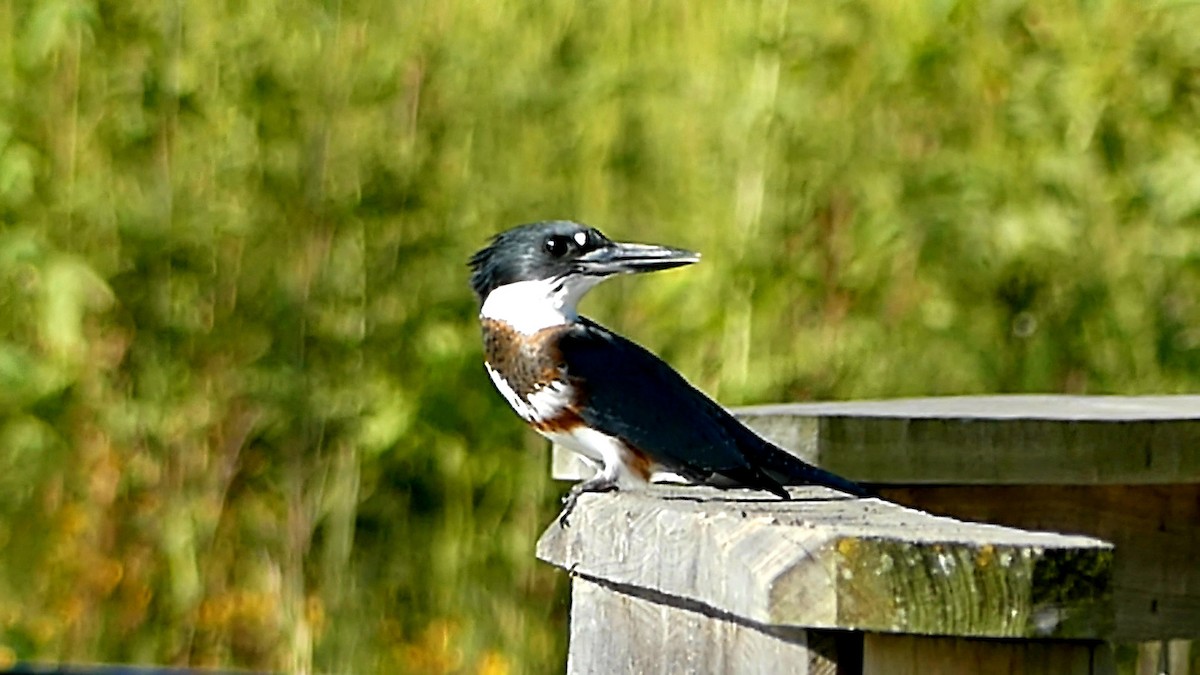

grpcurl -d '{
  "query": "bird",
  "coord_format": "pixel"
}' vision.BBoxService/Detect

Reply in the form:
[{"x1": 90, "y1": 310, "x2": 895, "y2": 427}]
[{"x1": 469, "y1": 220, "x2": 870, "y2": 525}]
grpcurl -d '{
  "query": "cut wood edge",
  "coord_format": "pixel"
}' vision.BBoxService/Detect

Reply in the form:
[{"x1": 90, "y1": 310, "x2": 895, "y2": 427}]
[{"x1": 537, "y1": 486, "x2": 1114, "y2": 639}]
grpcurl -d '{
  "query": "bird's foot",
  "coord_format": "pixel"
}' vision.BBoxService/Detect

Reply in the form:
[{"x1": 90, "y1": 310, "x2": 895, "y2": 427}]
[{"x1": 557, "y1": 476, "x2": 618, "y2": 528}]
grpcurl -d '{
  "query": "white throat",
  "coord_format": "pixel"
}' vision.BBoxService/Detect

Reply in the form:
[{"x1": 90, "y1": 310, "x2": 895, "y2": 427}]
[{"x1": 480, "y1": 276, "x2": 604, "y2": 334}]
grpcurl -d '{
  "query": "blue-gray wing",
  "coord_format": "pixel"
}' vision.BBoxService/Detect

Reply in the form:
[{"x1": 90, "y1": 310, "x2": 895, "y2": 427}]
[
  {"x1": 557, "y1": 318, "x2": 870, "y2": 498},
  {"x1": 557, "y1": 319, "x2": 777, "y2": 486}
]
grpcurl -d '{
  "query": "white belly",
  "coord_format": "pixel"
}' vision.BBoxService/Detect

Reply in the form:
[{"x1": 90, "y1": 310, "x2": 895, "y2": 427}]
[{"x1": 542, "y1": 426, "x2": 687, "y2": 487}]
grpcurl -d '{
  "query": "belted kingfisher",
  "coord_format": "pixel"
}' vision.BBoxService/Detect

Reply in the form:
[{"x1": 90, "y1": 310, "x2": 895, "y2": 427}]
[{"x1": 469, "y1": 221, "x2": 869, "y2": 523}]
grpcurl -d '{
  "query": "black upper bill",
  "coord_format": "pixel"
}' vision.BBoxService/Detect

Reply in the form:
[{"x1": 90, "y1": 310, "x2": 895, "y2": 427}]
[{"x1": 575, "y1": 241, "x2": 701, "y2": 276}]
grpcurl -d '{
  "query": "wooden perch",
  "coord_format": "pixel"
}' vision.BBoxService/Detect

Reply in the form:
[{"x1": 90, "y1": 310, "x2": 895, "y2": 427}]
[
  {"x1": 542, "y1": 395, "x2": 1200, "y2": 673},
  {"x1": 538, "y1": 486, "x2": 1112, "y2": 639},
  {"x1": 538, "y1": 486, "x2": 1115, "y2": 674}
]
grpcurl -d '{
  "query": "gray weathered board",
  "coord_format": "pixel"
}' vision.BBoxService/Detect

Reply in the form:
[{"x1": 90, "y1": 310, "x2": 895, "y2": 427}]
[
  {"x1": 881, "y1": 483, "x2": 1200, "y2": 642},
  {"x1": 546, "y1": 395, "x2": 1198, "y2": 648},
  {"x1": 537, "y1": 486, "x2": 1114, "y2": 640},
  {"x1": 564, "y1": 575, "x2": 1115, "y2": 675},
  {"x1": 550, "y1": 395, "x2": 1200, "y2": 484}
]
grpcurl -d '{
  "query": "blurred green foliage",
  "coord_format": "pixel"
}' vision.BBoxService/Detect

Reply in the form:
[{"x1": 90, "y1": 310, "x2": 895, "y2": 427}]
[{"x1": 0, "y1": 0, "x2": 1198, "y2": 671}]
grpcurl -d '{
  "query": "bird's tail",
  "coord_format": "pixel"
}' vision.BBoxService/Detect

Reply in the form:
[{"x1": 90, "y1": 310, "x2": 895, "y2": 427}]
[{"x1": 739, "y1": 432, "x2": 873, "y2": 498}]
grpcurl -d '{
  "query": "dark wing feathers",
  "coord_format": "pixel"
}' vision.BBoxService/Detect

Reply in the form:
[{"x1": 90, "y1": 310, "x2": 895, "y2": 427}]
[
  {"x1": 728, "y1": 422, "x2": 873, "y2": 497},
  {"x1": 558, "y1": 318, "x2": 867, "y2": 498}
]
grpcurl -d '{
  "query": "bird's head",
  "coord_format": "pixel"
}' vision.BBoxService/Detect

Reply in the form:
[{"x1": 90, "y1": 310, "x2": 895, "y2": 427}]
[{"x1": 469, "y1": 221, "x2": 699, "y2": 331}]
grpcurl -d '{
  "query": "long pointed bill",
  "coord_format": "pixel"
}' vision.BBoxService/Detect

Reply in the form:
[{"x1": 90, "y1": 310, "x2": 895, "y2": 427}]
[{"x1": 575, "y1": 241, "x2": 700, "y2": 276}]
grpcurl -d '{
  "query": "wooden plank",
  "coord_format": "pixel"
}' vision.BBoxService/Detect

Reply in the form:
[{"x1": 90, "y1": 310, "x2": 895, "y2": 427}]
[
  {"x1": 550, "y1": 396, "x2": 1200, "y2": 485},
  {"x1": 537, "y1": 486, "x2": 1114, "y2": 639},
  {"x1": 566, "y1": 576, "x2": 835, "y2": 675},
  {"x1": 741, "y1": 396, "x2": 1200, "y2": 485},
  {"x1": 880, "y1": 484, "x2": 1200, "y2": 642},
  {"x1": 863, "y1": 633, "x2": 1115, "y2": 675},
  {"x1": 1167, "y1": 639, "x2": 1194, "y2": 675},
  {"x1": 1134, "y1": 640, "x2": 1194, "y2": 675}
]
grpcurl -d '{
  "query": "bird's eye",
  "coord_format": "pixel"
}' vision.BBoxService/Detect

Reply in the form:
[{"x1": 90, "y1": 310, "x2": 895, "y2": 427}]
[{"x1": 544, "y1": 235, "x2": 571, "y2": 258}]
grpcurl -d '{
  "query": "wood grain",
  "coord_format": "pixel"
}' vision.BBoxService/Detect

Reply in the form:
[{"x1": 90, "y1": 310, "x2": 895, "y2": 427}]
[
  {"x1": 537, "y1": 485, "x2": 1113, "y2": 639},
  {"x1": 863, "y1": 633, "x2": 1115, "y2": 675},
  {"x1": 881, "y1": 484, "x2": 1200, "y2": 641}
]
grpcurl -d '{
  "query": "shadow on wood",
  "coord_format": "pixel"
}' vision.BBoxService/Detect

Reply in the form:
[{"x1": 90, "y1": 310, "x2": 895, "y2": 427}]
[{"x1": 537, "y1": 486, "x2": 1115, "y2": 674}]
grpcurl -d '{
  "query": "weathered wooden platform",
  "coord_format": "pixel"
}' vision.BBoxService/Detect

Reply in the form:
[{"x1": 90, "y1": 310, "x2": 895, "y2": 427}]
[
  {"x1": 546, "y1": 395, "x2": 1200, "y2": 673},
  {"x1": 552, "y1": 395, "x2": 1200, "y2": 643},
  {"x1": 539, "y1": 486, "x2": 1113, "y2": 674},
  {"x1": 735, "y1": 395, "x2": 1200, "y2": 485}
]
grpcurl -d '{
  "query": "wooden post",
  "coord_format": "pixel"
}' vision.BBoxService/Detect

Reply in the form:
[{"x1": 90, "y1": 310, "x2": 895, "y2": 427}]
[
  {"x1": 547, "y1": 395, "x2": 1200, "y2": 673},
  {"x1": 538, "y1": 486, "x2": 1114, "y2": 674}
]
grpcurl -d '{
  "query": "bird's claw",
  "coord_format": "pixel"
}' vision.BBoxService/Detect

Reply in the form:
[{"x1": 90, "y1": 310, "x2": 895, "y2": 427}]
[
  {"x1": 557, "y1": 478, "x2": 618, "y2": 528},
  {"x1": 557, "y1": 492, "x2": 580, "y2": 528}
]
